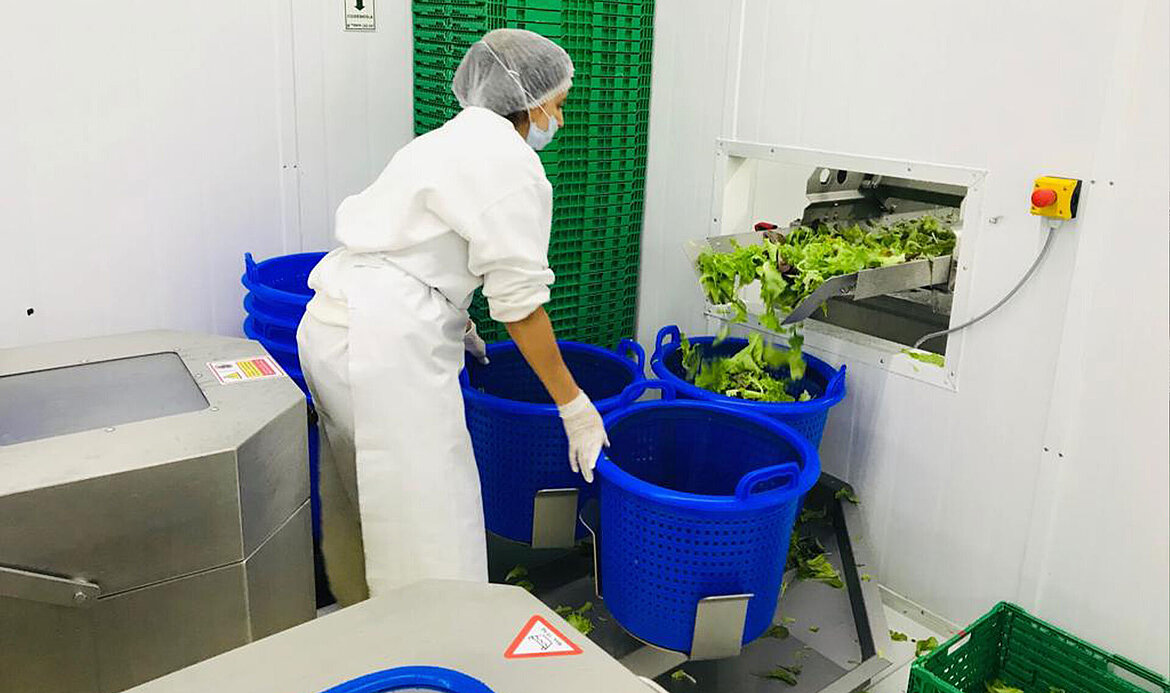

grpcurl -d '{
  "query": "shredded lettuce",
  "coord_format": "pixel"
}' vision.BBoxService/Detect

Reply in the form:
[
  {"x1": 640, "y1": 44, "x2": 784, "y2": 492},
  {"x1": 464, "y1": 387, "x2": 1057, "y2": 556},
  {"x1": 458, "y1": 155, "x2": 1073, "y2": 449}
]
[
  {"x1": 697, "y1": 216, "x2": 956, "y2": 327},
  {"x1": 678, "y1": 332, "x2": 810, "y2": 403}
]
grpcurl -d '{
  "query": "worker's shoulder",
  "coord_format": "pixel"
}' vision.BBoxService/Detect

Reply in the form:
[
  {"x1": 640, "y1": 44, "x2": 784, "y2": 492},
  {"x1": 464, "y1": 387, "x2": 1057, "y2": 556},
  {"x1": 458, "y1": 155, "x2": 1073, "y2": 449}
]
[{"x1": 409, "y1": 110, "x2": 547, "y2": 182}]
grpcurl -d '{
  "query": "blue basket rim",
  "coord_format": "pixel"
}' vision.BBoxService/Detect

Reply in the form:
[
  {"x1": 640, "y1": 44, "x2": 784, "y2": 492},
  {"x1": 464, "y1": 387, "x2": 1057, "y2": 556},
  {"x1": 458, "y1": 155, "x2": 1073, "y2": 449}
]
[
  {"x1": 243, "y1": 293, "x2": 305, "y2": 330},
  {"x1": 460, "y1": 339, "x2": 645, "y2": 415},
  {"x1": 650, "y1": 329, "x2": 846, "y2": 413},
  {"x1": 242, "y1": 316, "x2": 301, "y2": 375},
  {"x1": 240, "y1": 251, "x2": 326, "y2": 307},
  {"x1": 319, "y1": 665, "x2": 495, "y2": 693},
  {"x1": 597, "y1": 399, "x2": 821, "y2": 511}
]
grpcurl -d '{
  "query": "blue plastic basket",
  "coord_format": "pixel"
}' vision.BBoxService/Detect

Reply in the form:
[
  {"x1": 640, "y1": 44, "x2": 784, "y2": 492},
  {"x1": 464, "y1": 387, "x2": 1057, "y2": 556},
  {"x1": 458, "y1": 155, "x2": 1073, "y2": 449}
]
[
  {"x1": 596, "y1": 384, "x2": 820, "y2": 653},
  {"x1": 243, "y1": 293, "x2": 301, "y2": 344},
  {"x1": 241, "y1": 251, "x2": 325, "y2": 321},
  {"x1": 243, "y1": 316, "x2": 302, "y2": 376},
  {"x1": 650, "y1": 325, "x2": 846, "y2": 447},
  {"x1": 461, "y1": 339, "x2": 645, "y2": 544},
  {"x1": 307, "y1": 416, "x2": 321, "y2": 541},
  {"x1": 320, "y1": 666, "x2": 495, "y2": 693}
]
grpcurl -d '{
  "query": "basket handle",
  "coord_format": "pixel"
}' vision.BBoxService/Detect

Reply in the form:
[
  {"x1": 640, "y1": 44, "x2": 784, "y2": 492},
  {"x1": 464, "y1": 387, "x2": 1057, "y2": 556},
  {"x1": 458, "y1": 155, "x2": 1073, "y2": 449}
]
[
  {"x1": 320, "y1": 666, "x2": 495, "y2": 693},
  {"x1": 244, "y1": 252, "x2": 259, "y2": 283},
  {"x1": 651, "y1": 325, "x2": 682, "y2": 363},
  {"x1": 615, "y1": 338, "x2": 646, "y2": 373},
  {"x1": 735, "y1": 463, "x2": 801, "y2": 501},
  {"x1": 616, "y1": 380, "x2": 676, "y2": 409},
  {"x1": 826, "y1": 364, "x2": 847, "y2": 397}
]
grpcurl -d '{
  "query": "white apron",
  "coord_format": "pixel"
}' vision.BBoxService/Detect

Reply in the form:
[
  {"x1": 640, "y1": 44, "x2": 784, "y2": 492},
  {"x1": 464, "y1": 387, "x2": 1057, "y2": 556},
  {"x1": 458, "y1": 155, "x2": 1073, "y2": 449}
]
[{"x1": 297, "y1": 259, "x2": 488, "y2": 602}]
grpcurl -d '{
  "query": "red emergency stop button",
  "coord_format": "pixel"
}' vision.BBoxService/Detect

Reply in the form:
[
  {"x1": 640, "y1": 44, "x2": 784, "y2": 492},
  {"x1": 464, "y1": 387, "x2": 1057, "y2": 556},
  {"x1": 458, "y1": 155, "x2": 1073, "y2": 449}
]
[{"x1": 1031, "y1": 188, "x2": 1058, "y2": 208}]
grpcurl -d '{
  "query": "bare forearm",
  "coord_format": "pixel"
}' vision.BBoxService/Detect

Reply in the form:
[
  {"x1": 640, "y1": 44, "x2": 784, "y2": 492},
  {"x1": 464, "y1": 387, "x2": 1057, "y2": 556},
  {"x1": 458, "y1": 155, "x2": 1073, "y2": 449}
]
[{"x1": 505, "y1": 307, "x2": 579, "y2": 406}]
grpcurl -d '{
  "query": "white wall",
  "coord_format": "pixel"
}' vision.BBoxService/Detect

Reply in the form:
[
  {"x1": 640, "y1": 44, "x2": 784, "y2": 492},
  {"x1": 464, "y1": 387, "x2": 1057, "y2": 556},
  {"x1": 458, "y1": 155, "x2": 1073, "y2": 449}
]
[
  {"x1": 288, "y1": 0, "x2": 414, "y2": 251},
  {"x1": 0, "y1": 0, "x2": 413, "y2": 349},
  {"x1": 640, "y1": 0, "x2": 1169, "y2": 674}
]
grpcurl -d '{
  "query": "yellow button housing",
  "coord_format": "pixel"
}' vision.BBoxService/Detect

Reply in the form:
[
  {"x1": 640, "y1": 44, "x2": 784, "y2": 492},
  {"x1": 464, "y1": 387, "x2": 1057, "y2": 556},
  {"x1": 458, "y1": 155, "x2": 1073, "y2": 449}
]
[{"x1": 1030, "y1": 176, "x2": 1082, "y2": 219}]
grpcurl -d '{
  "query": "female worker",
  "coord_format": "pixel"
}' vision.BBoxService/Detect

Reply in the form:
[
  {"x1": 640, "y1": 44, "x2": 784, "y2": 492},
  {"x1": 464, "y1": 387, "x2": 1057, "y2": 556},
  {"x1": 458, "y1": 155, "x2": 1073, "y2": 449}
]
[{"x1": 296, "y1": 29, "x2": 605, "y2": 605}]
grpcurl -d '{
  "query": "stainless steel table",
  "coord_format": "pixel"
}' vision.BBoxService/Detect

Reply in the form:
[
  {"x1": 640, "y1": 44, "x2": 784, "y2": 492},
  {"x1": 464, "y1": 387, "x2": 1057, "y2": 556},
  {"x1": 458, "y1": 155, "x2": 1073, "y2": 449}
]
[{"x1": 124, "y1": 580, "x2": 660, "y2": 693}]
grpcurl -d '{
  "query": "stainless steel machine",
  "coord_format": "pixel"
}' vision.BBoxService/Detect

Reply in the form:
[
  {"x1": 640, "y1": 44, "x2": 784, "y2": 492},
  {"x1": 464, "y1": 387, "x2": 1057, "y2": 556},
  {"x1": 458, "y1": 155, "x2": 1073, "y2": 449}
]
[
  {"x1": 700, "y1": 150, "x2": 971, "y2": 352},
  {"x1": 121, "y1": 580, "x2": 661, "y2": 693},
  {"x1": 0, "y1": 330, "x2": 315, "y2": 693}
]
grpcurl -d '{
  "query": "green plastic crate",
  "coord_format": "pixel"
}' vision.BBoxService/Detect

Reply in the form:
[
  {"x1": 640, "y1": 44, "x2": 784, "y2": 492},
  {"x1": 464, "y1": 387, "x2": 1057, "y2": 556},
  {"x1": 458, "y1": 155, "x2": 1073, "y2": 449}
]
[
  {"x1": 502, "y1": 6, "x2": 562, "y2": 22},
  {"x1": 909, "y1": 602, "x2": 1169, "y2": 693},
  {"x1": 415, "y1": 0, "x2": 654, "y2": 346}
]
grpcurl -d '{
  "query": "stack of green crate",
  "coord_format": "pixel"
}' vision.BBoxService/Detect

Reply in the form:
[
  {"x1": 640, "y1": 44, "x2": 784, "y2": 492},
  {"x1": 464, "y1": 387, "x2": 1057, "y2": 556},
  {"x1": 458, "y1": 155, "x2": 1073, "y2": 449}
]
[{"x1": 412, "y1": 0, "x2": 653, "y2": 346}]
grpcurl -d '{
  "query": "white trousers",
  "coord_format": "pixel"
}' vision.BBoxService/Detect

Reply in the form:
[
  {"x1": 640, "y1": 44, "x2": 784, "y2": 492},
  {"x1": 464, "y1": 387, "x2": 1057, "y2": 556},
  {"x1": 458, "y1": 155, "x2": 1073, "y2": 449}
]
[{"x1": 297, "y1": 261, "x2": 487, "y2": 604}]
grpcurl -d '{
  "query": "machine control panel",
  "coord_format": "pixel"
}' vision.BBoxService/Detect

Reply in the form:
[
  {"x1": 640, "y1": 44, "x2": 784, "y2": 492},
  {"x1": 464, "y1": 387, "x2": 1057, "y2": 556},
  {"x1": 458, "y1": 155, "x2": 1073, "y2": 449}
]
[{"x1": 1030, "y1": 176, "x2": 1082, "y2": 220}]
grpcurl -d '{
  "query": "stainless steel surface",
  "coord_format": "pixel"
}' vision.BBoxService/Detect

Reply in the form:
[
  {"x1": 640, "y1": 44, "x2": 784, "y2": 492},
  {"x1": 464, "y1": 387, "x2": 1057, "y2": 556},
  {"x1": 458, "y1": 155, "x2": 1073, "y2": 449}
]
[
  {"x1": 531, "y1": 488, "x2": 581, "y2": 549},
  {"x1": 94, "y1": 562, "x2": 252, "y2": 692},
  {"x1": 688, "y1": 228, "x2": 954, "y2": 328},
  {"x1": 123, "y1": 581, "x2": 655, "y2": 693},
  {"x1": 0, "y1": 331, "x2": 306, "y2": 497},
  {"x1": 819, "y1": 658, "x2": 897, "y2": 693},
  {"x1": 783, "y1": 273, "x2": 859, "y2": 324},
  {"x1": 810, "y1": 294, "x2": 951, "y2": 353},
  {"x1": 0, "y1": 563, "x2": 100, "y2": 607},
  {"x1": 853, "y1": 257, "x2": 950, "y2": 300},
  {"x1": 0, "y1": 594, "x2": 99, "y2": 692},
  {"x1": 619, "y1": 645, "x2": 688, "y2": 679},
  {"x1": 802, "y1": 169, "x2": 966, "y2": 225},
  {"x1": 781, "y1": 255, "x2": 952, "y2": 326},
  {"x1": 92, "y1": 503, "x2": 315, "y2": 692},
  {"x1": 0, "y1": 331, "x2": 315, "y2": 693},
  {"x1": 837, "y1": 482, "x2": 895, "y2": 664},
  {"x1": 0, "y1": 352, "x2": 208, "y2": 446},
  {"x1": 689, "y1": 594, "x2": 753, "y2": 661},
  {"x1": 696, "y1": 165, "x2": 965, "y2": 341},
  {"x1": 238, "y1": 403, "x2": 311, "y2": 555},
  {"x1": 580, "y1": 498, "x2": 604, "y2": 597},
  {"x1": 246, "y1": 502, "x2": 317, "y2": 640},
  {"x1": 0, "y1": 449, "x2": 243, "y2": 595}
]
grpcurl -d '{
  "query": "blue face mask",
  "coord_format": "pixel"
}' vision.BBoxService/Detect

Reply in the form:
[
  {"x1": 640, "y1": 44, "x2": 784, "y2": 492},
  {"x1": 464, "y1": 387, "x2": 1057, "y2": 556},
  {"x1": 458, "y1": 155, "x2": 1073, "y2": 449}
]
[{"x1": 525, "y1": 106, "x2": 558, "y2": 151}]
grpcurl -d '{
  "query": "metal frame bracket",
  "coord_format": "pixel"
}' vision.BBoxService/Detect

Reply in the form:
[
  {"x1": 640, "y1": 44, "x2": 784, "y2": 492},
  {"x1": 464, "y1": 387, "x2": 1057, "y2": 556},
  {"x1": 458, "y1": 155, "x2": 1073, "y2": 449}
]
[
  {"x1": 531, "y1": 488, "x2": 580, "y2": 550},
  {"x1": 0, "y1": 564, "x2": 101, "y2": 608},
  {"x1": 689, "y1": 593, "x2": 753, "y2": 661}
]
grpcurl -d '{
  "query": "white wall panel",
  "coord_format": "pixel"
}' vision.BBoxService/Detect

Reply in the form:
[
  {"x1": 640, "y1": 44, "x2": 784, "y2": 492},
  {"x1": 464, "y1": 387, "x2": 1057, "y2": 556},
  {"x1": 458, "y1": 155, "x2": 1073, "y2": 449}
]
[
  {"x1": 0, "y1": 0, "x2": 291, "y2": 347},
  {"x1": 290, "y1": 0, "x2": 414, "y2": 251},
  {"x1": 640, "y1": 0, "x2": 1168, "y2": 673},
  {"x1": 0, "y1": 0, "x2": 414, "y2": 349},
  {"x1": 635, "y1": 0, "x2": 737, "y2": 348}
]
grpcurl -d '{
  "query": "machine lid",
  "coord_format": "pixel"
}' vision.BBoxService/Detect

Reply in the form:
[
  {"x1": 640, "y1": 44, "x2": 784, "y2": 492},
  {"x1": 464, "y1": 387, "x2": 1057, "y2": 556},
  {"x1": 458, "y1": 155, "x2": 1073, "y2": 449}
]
[{"x1": 0, "y1": 352, "x2": 209, "y2": 446}]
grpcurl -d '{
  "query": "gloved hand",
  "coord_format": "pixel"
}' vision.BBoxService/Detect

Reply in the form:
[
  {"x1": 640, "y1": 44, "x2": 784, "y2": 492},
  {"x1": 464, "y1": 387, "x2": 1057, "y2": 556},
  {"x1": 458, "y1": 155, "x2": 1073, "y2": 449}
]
[
  {"x1": 557, "y1": 390, "x2": 608, "y2": 483},
  {"x1": 464, "y1": 321, "x2": 489, "y2": 365}
]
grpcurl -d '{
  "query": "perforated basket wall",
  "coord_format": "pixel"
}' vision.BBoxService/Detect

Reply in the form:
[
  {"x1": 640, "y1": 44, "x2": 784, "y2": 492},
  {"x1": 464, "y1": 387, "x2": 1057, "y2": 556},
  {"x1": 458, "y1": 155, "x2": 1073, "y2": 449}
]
[
  {"x1": 597, "y1": 404, "x2": 814, "y2": 653},
  {"x1": 462, "y1": 340, "x2": 643, "y2": 543}
]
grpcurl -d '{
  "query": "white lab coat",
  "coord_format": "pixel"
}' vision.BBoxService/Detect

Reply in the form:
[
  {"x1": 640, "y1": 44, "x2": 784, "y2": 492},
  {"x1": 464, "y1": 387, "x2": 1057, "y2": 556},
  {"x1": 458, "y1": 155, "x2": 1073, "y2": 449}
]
[{"x1": 298, "y1": 107, "x2": 556, "y2": 601}]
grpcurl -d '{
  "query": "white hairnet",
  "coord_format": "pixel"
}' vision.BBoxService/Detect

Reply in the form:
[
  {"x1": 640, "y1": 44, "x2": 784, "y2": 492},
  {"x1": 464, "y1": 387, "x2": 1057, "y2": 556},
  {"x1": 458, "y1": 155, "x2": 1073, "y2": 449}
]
[{"x1": 452, "y1": 29, "x2": 574, "y2": 116}]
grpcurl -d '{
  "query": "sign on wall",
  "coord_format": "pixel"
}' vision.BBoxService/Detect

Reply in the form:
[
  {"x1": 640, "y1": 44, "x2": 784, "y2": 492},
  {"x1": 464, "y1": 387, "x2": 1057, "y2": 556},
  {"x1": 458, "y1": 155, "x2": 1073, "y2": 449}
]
[{"x1": 344, "y1": 0, "x2": 375, "y2": 31}]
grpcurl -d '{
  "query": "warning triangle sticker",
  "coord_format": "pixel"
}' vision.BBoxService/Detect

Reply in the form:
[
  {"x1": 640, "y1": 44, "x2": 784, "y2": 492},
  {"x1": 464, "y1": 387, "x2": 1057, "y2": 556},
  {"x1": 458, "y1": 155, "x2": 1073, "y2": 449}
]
[{"x1": 504, "y1": 615, "x2": 584, "y2": 659}]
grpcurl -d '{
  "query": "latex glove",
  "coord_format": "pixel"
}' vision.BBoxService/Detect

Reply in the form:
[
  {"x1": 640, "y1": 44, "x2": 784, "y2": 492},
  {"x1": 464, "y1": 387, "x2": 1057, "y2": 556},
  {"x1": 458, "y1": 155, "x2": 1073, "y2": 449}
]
[
  {"x1": 464, "y1": 321, "x2": 489, "y2": 365},
  {"x1": 557, "y1": 390, "x2": 609, "y2": 483}
]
